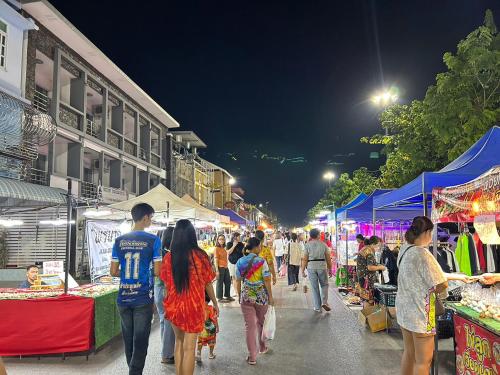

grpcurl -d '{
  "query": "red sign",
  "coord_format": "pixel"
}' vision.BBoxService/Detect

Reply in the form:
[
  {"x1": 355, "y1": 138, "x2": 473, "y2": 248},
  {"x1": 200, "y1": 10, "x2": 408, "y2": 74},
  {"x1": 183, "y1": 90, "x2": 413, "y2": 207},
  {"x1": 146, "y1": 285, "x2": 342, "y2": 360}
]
[{"x1": 454, "y1": 315, "x2": 500, "y2": 375}]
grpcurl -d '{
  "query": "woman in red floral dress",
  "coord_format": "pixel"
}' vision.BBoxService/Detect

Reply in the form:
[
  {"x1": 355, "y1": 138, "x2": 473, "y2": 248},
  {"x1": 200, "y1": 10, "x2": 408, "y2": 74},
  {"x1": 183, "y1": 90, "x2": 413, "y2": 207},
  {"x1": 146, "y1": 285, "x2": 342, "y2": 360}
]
[{"x1": 161, "y1": 219, "x2": 218, "y2": 375}]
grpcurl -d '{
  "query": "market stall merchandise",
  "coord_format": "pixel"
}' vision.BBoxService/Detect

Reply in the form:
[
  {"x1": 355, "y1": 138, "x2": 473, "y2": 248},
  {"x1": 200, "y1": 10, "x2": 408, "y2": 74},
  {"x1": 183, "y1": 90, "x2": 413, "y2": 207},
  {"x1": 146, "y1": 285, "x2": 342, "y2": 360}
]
[
  {"x1": 0, "y1": 284, "x2": 119, "y2": 356},
  {"x1": 432, "y1": 165, "x2": 500, "y2": 375}
]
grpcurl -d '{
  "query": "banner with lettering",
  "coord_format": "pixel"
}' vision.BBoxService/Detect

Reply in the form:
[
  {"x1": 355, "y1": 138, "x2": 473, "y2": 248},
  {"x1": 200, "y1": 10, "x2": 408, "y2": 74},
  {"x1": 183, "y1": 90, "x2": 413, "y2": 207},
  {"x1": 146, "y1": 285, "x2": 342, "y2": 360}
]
[
  {"x1": 432, "y1": 166, "x2": 500, "y2": 223},
  {"x1": 86, "y1": 220, "x2": 122, "y2": 282},
  {"x1": 454, "y1": 315, "x2": 500, "y2": 375}
]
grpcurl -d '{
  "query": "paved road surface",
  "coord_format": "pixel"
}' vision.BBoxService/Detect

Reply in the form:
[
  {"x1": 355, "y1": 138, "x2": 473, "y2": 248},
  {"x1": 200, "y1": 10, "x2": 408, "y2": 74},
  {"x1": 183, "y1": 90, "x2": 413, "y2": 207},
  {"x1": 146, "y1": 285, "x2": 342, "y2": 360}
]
[{"x1": 3, "y1": 279, "x2": 455, "y2": 374}]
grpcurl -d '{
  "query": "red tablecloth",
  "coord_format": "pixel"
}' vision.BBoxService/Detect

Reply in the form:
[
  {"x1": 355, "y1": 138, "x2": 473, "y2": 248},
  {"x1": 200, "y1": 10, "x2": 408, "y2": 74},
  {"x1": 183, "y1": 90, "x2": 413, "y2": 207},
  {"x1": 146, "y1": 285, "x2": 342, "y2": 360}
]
[{"x1": 0, "y1": 294, "x2": 94, "y2": 356}]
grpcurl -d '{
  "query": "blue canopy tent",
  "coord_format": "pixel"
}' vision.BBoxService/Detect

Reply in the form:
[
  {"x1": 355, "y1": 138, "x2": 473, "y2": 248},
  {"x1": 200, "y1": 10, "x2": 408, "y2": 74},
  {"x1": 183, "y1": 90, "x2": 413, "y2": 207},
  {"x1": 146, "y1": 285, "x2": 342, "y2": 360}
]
[
  {"x1": 215, "y1": 209, "x2": 247, "y2": 226},
  {"x1": 373, "y1": 126, "x2": 500, "y2": 217},
  {"x1": 335, "y1": 193, "x2": 368, "y2": 218},
  {"x1": 337, "y1": 189, "x2": 421, "y2": 223}
]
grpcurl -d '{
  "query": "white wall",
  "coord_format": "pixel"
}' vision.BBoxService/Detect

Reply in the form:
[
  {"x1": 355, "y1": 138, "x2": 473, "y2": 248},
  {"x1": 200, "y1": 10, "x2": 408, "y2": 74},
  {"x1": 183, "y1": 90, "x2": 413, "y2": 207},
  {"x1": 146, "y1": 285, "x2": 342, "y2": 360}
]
[{"x1": 0, "y1": 1, "x2": 36, "y2": 98}]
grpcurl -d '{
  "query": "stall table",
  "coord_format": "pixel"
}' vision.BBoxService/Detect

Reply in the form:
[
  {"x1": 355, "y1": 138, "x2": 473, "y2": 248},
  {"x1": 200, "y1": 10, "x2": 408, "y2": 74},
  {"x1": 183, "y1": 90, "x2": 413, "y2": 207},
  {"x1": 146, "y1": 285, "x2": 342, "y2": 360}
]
[
  {"x1": 0, "y1": 286, "x2": 121, "y2": 356},
  {"x1": 447, "y1": 302, "x2": 500, "y2": 375}
]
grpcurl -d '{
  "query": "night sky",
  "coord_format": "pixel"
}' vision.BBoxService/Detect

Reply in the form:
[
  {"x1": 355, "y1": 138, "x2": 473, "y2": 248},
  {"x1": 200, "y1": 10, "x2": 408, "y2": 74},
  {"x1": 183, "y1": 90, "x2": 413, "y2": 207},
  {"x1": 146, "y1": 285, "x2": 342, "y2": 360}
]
[{"x1": 48, "y1": 0, "x2": 500, "y2": 226}]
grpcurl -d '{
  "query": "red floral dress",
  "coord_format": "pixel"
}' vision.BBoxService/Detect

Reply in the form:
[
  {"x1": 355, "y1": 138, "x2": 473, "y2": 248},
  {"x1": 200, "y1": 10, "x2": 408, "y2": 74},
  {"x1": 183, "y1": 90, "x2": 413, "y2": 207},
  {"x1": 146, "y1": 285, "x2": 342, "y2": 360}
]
[{"x1": 161, "y1": 249, "x2": 215, "y2": 333}]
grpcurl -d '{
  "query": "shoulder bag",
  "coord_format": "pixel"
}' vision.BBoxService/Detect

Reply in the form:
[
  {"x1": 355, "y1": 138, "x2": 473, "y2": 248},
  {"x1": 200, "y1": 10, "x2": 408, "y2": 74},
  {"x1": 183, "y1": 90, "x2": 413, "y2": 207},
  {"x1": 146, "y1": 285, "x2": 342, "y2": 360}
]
[{"x1": 398, "y1": 245, "x2": 445, "y2": 316}]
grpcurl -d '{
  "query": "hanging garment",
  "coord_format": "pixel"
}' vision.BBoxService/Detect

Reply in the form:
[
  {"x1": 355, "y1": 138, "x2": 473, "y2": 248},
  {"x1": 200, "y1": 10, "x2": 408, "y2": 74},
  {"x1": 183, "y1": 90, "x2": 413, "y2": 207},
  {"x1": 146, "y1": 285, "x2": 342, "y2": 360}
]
[
  {"x1": 494, "y1": 245, "x2": 500, "y2": 273},
  {"x1": 467, "y1": 234, "x2": 479, "y2": 275},
  {"x1": 486, "y1": 245, "x2": 496, "y2": 273},
  {"x1": 436, "y1": 247, "x2": 451, "y2": 273},
  {"x1": 473, "y1": 233, "x2": 486, "y2": 272},
  {"x1": 444, "y1": 249, "x2": 457, "y2": 272},
  {"x1": 455, "y1": 234, "x2": 472, "y2": 276},
  {"x1": 450, "y1": 250, "x2": 460, "y2": 273}
]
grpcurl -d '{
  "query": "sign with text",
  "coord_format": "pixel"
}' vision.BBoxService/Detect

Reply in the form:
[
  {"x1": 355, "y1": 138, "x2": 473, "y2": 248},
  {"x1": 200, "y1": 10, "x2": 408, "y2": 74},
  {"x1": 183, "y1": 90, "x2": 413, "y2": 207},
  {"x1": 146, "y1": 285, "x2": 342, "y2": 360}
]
[
  {"x1": 86, "y1": 220, "x2": 122, "y2": 282},
  {"x1": 454, "y1": 315, "x2": 500, "y2": 375},
  {"x1": 42, "y1": 261, "x2": 64, "y2": 275},
  {"x1": 474, "y1": 215, "x2": 500, "y2": 245}
]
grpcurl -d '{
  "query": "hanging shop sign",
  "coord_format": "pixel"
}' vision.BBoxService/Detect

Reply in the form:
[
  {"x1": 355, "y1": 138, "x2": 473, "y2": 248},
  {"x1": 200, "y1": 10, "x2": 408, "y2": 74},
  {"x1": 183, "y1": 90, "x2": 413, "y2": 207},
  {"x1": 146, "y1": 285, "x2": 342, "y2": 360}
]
[
  {"x1": 432, "y1": 166, "x2": 500, "y2": 223},
  {"x1": 86, "y1": 220, "x2": 122, "y2": 282},
  {"x1": 454, "y1": 315, "x2": 499, "y2": 375},
  {"x1": 474, "y1": 215, "x2": 500, "y2": 245}
]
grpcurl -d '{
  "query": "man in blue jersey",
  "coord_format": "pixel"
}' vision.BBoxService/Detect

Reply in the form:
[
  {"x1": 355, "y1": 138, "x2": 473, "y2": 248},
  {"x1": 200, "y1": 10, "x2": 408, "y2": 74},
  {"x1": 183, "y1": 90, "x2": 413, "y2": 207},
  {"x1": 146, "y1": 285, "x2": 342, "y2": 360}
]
[{"x1": 110, "y1": 203, "x2": 162, "y2": 375}]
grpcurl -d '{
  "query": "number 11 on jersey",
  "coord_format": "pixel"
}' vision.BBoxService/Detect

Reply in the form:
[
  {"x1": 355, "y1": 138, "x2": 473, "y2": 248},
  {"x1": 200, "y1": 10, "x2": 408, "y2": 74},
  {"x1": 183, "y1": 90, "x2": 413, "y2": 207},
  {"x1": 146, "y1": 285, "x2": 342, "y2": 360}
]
[{"x1": 124, "y1": 252, "x2": 140, "y2": 279}]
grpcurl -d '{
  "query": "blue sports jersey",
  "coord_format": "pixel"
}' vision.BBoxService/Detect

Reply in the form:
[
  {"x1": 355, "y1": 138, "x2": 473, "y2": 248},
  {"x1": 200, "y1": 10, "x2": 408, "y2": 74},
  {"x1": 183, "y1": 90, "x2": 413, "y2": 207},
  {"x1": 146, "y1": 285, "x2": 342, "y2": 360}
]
[{"x1": 111, "y1": 231, "x2": 162, "y2": 306}]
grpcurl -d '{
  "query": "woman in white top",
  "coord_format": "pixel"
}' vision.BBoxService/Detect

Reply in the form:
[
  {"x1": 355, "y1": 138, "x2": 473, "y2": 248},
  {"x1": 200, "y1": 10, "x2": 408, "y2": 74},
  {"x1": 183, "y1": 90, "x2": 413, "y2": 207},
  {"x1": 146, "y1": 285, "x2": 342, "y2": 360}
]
[{"x1": 397, "y1": 217, "x2": 472, "y2": 374}]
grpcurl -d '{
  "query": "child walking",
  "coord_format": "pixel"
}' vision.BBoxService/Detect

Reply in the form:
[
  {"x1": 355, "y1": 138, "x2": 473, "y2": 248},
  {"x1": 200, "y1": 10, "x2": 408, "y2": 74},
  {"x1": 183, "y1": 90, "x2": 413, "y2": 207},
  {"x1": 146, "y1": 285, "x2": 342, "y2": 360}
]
[{"x1": 196, "y1": 292, "x2": 219, "y2": 362}]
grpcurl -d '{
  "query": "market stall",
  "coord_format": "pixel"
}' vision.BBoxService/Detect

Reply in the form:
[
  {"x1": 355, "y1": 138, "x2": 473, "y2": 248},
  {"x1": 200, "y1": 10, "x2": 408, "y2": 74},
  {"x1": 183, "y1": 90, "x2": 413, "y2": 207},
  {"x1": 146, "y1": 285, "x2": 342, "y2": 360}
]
[
  {"x1": 432, "y1": 166, "x2": 500, "y2": 375},
  {"x1": 0, "y1": 284, "x2": 119, "y2": 356}
]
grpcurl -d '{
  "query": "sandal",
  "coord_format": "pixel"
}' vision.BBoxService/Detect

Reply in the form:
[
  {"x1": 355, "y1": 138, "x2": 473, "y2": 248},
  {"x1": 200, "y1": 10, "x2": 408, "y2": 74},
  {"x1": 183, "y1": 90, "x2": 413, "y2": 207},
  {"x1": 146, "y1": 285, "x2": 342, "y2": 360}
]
[
  {"x1": 209, "y1": 353, "x2": 216, "y2": 359},
  {"x1": 196, "y1": 354, "x2": 202, "y2": 363},
  {"x1": 246, "y1": 356, "x2": 256, "y2": 365},
  {"x1": 259, "y1": 347, "x2": 269, "y2": 354}
]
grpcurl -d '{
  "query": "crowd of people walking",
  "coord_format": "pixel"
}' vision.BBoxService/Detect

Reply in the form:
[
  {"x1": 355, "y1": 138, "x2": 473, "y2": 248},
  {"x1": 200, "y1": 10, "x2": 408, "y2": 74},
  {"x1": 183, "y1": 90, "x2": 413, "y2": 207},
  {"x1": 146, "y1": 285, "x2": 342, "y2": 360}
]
[{"x1": 109, "y1": 203, "x2": 336, "y2": 375}]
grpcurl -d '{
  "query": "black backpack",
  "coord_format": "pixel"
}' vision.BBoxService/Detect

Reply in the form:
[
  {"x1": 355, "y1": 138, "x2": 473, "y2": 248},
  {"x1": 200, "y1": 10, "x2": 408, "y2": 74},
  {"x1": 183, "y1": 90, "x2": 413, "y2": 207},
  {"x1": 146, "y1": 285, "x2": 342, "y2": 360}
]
[{"x1": 228, "y1": 242, "x2": 244, "y2": 264}]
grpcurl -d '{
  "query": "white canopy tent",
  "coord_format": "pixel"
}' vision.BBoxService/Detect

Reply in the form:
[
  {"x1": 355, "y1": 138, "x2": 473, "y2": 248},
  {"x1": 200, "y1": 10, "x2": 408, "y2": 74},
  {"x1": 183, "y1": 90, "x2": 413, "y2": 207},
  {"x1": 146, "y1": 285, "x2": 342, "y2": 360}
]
[
  {"x1": 181, "y1": 194, "x2": 230, "y2": 223},
  {"x1": 86, "y1": 184, "x2": 198, "y2": 222}
]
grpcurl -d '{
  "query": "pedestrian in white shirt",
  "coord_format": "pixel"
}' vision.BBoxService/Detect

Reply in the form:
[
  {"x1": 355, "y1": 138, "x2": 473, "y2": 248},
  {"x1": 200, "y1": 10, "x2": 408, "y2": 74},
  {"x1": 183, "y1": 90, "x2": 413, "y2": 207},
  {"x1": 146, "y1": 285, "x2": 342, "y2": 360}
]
[{"x1": 272, "y1": 232, "x2": 286, "y2": 275}]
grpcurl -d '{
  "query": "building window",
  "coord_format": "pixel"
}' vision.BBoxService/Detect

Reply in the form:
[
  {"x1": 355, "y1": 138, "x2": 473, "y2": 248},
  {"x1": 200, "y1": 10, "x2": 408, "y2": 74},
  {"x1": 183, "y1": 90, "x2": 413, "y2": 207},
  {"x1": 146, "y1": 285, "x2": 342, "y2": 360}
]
[{"x1": 0, "y1": 20, "x2": 7, "y2": 69}]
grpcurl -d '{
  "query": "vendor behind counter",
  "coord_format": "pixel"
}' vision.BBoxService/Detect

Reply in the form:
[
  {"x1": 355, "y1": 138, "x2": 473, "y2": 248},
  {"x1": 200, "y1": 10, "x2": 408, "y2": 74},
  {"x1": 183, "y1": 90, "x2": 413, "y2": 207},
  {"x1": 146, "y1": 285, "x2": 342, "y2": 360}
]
[{"x1": 18, "y1": 265, "x2": 39, "y2": 289}]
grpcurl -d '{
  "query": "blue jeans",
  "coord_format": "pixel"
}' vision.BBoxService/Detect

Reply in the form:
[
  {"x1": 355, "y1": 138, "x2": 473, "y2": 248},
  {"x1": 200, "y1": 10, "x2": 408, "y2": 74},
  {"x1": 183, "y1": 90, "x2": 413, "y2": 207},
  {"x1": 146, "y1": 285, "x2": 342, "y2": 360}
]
[
  {"x1": 118, "y1": 303, "x2": 154, "y2": 375},
  {"x1": 307, "y1": 269, "x2": 329, "y2": 310},
  {"x1": 154, "y1": 284, "x2": 175, "y2": 359},
  {"x1": 275, "y1": 256, "x2": 283, "y2": 271}
]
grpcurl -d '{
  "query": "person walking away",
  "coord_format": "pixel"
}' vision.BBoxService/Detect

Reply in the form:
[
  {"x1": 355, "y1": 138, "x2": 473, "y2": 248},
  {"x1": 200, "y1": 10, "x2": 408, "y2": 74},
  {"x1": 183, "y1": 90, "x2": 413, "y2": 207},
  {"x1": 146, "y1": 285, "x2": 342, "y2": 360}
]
[
  {"x1": 236, "y1": 237, "x2": 275, "y2": 365},
  {"x1": 298, "y1": 233, "x2": 308, "y2": 292},
  {"x1": 255, "y1": 230, "x2": 277, "y2": 285},
  {"x1": 196, "y1": 292, "x2": 219, "y2": 362},
  {"x1": 215, "y1": 234, "x2": 234, "y2": 302},
  {"x1": 227, "y1": 232, "x2": 244, "y2": 296},
  {"x1": 110, "y1": 203, "x2": 162, "y2": 375},
  {"x1": 272, "y1": 232, "x2": 286, "y2": 276},
  {"x1": 287, "y1": 233, "x2": 302, "y2": 291},
  {"x1": 301, "y1": 229, "x2": 332, "y2": 312},
  {"x1": 154, "y1": 227, "x2": 176, "y2": 365},
  {"x1": 161, "y1": 219, "x2": 218, "y2": 375},
  {"x1": 356, "y1": 236, "x2": 386, "y2": 306},
  {"x1": 379, "y1": 238, "x2": 398, "y2": 286}
]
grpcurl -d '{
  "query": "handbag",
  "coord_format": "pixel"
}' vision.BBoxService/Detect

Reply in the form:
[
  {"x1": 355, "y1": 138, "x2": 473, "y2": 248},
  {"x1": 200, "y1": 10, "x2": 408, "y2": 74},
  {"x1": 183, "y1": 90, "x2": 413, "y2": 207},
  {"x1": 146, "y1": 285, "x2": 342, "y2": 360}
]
[{"x1": 398, "y1": 245, "x2": 446, "y2": 317}]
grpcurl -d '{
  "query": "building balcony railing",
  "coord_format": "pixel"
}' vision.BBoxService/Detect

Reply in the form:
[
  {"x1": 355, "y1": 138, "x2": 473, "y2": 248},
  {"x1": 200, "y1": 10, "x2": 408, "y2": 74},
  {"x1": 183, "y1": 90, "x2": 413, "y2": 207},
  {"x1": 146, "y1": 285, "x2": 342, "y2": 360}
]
[
  {"x1": 27, "y1": 167, "x2": 49, "y2": 186},
  {"x1": 151, "y1": 153, "x2": 160, "y2": 168},
  {"x1": 85, "y1": 118, "x2": 101, "y2": 139},
  {"x1": 59, "y1": 104, "x2": 82, "y2": 131},
  {"x1": 100, "y1": 186, "x2": 128, "y2": 203},
  {"x1": 33, "y1": 87, "x2": 50, "y2": 114},
  {"x1": 81, "y1": 180, "x2": 98, "y2": 199},
  {"x1": 124, "y1": 139, "x2": 137, "y2": 157},
  {"x1": 139, "y1": 147, "x2": 148, "y2": 162},
  {"x1": 107, "y1": 130, "x2": 121, "y2": 149}
]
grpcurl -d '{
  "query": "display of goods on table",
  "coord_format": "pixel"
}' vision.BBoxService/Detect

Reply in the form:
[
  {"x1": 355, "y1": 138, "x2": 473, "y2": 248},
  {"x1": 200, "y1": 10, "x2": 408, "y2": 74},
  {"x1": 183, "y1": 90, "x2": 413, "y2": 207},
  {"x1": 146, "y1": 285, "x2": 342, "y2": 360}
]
[
  {"x1": 458, "y1": 283, "x2": 500, "y2": 321},
  {"x1": 0, "y1": 284, "x2": 118, "y2": 300}
]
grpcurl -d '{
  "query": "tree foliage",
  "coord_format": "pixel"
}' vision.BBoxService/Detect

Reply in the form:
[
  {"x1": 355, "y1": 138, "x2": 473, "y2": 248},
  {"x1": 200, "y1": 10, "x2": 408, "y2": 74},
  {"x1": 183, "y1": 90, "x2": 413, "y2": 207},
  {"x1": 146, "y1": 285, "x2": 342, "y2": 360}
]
[{"x1": 307, "y1": 10, "x2": 500, "y2": 219}]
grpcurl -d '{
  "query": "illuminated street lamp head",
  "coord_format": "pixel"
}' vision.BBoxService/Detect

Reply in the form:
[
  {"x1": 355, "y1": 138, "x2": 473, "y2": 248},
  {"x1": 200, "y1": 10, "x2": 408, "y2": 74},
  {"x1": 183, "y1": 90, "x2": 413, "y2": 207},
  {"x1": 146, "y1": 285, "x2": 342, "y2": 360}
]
[
  {"x1": 259, "y1": 203, "x2": 263, "y2": 208},
  {"x1": 323, "y1": 171, "x2": 335, "y2": 181},
  {"x1": 228, "y1": 177, "x2": 236, "y2": 185},
  {"x1": 371, "y1": 88, "x2": 399, "y2": 107}
]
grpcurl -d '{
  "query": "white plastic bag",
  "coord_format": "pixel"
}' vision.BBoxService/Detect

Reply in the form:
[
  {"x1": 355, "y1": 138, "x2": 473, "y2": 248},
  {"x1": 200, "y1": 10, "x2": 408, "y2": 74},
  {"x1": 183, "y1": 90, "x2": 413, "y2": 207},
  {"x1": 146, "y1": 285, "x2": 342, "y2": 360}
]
[{"x1": 262, "y1": 306, "x2": 276, "y2": 341}]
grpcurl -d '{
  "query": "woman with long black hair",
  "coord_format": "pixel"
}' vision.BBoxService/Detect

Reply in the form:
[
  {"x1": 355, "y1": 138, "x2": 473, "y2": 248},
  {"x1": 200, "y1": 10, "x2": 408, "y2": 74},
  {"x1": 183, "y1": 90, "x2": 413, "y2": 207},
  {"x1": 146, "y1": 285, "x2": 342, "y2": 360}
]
[{"x1": 161, "y1": 220, "x2": 218, "y2": 375}]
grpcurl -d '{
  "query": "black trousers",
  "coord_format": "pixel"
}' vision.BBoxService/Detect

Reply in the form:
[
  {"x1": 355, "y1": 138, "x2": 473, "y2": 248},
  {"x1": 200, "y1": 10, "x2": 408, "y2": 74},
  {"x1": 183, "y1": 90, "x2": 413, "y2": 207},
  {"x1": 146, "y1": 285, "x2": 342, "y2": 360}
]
[
  {"x1": 288, "y1": 264, "x2": 300, "y2": 285},
  {"x1": 216, "y1": 267, "x2": 231, "y2": 299}
]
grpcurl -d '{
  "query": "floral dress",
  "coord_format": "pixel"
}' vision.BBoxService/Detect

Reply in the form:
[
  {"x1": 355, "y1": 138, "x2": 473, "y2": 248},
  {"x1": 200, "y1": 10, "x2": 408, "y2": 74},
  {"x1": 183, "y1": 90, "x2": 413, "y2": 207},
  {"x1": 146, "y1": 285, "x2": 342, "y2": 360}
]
[{"x1": 356, "y1": 246, "x2": 378, "y2": 298}]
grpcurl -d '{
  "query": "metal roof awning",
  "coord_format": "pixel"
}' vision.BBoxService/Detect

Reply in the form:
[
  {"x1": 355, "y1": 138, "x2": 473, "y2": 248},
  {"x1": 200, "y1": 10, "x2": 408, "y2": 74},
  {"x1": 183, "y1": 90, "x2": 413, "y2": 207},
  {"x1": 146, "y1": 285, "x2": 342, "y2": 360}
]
[
  {"x1": 0, "y1": 177, "x2": 66, "y2": 208},
  {"x1": 170, "y1": 131, "x2": 207, "y2": 148}
]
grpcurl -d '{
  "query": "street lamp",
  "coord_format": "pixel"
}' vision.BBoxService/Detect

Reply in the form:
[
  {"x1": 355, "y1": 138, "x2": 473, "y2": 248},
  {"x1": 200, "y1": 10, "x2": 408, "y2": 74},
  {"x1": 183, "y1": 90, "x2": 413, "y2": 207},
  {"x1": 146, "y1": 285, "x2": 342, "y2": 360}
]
[
  {"x1": 228, "y1": 177, "x2": 236, "y2": 185},
  {"x1": 371, "y1": 87, "x2": 399, "y2": 136},
  {"x1": 323, "y1": 171, "x2": 335, "y2": 188}
]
